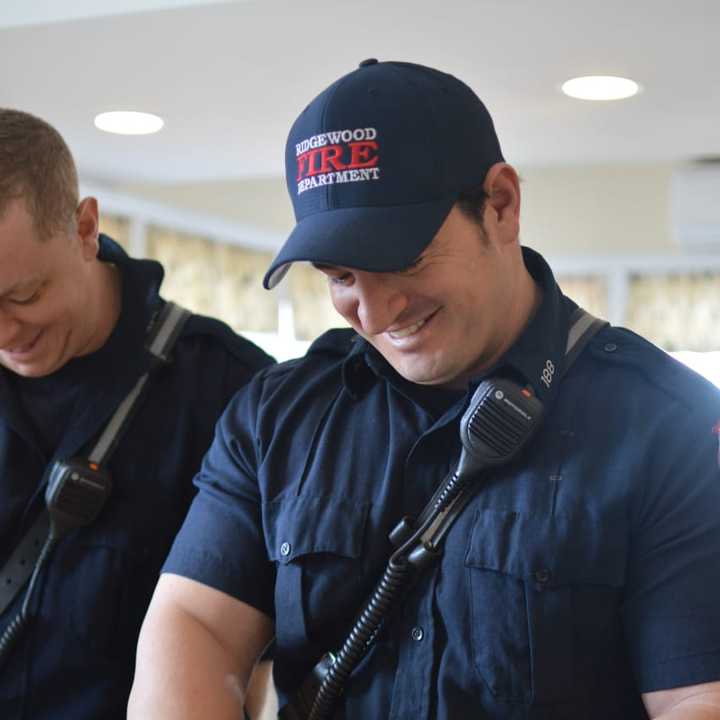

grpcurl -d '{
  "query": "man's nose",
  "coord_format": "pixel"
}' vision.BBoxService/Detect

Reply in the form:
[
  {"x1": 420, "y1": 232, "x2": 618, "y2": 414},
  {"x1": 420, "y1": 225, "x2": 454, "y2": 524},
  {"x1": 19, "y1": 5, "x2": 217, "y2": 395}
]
[{"x1": 354, "y1": 273, "x2": 408, "y2": 337}]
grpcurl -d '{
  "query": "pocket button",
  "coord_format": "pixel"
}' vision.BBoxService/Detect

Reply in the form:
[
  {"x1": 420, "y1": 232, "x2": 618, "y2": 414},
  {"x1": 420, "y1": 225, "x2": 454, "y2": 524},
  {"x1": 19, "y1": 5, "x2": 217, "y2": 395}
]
[{"x1": 534, "y1": 568, "x2": 551, "y2": 585}]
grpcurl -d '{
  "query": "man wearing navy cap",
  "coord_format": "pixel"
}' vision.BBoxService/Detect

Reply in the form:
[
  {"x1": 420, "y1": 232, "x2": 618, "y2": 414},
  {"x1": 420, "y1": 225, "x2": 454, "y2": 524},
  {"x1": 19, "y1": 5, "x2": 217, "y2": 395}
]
[{"x1": 130, "y1": 60, "x2": 720, "y2": 719}]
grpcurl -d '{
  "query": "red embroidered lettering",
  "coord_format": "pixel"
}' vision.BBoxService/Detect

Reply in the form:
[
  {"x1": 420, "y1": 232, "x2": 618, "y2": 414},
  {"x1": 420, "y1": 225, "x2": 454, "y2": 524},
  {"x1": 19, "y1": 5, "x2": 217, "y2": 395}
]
[
  {"x1": 348, "y1": 141, "x2": 379, "y2": 169},
  {"x1": 318, "y1": 145, "x2": 346, "y2": 174},
  {"x1": 296, "y1": 153, "x2": 310, "y2": 182},
  {"x1": 297, "y1": 149, "x2": 322, "y2": 180}
]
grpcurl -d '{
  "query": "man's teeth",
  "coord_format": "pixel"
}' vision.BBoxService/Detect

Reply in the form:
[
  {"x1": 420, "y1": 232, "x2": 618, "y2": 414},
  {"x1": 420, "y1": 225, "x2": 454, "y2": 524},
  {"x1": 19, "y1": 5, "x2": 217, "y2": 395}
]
[{"x1": 389, "y1": 318, "x2": 426, "y2": 339}]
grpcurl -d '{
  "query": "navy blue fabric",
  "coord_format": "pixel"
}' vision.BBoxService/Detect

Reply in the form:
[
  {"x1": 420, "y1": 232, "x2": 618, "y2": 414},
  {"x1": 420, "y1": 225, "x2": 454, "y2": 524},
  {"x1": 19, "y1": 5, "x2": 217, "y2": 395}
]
[
  {"x1": 0, "y1": 235, "x2": 274, "y2": 720},
  {"x1": 166, "y1": 248, "x2": 720, "y2": 719},
  {"x1": 10, "y1": 370, "x2": 84, "y2": 455}
]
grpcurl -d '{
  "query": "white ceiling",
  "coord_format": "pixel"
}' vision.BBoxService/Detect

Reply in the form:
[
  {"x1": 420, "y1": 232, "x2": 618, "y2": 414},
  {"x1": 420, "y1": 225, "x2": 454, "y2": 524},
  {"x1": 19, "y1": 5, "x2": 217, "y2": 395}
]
[
  {"x1": 0, "y1": 0, "x2": 234, "y2": 28},
  {"x1": 1, "y1": 0, "x2": 718, "y2": 186}
]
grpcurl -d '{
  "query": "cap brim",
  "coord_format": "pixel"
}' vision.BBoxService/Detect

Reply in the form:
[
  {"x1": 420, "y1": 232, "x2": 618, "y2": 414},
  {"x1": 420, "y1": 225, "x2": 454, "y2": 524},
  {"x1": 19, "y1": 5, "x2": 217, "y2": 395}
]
[{"x1": 264, "y1": 195, "x2": 456, "y2": 289}]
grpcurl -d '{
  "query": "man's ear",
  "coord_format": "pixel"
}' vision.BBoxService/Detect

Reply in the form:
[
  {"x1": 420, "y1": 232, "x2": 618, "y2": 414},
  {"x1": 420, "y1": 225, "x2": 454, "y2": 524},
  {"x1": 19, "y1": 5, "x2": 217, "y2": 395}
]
[
  {"x1": 76, "y1": 197, "x2": 100, "y2": 260},
  {"x1": 482, "y1": 163, "x2": 521, "y2": 243}
]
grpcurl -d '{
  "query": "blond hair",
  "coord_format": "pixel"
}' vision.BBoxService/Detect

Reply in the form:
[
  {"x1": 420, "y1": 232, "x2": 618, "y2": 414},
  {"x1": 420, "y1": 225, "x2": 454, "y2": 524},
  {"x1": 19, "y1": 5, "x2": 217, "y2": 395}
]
[{"x1": 0, "y1": 108, "x2": 79, "y2": 239}]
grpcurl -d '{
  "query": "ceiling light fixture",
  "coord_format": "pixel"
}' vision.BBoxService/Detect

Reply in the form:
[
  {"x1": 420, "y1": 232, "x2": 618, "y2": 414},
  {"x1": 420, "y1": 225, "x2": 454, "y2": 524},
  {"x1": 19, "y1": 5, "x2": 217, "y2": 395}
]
[
  {"x1": 561, "y1": 76, "x2": 640, "y2": 101},
  {"x1": 94, "y1": 111, "x2": 164, "y2": 135}
]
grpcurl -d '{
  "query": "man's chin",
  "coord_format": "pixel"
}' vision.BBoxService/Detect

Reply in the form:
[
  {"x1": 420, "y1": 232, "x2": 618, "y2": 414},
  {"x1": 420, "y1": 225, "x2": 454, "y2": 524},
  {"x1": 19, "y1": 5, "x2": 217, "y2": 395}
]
[{"x1": 1, "y1": 355, "x2": 58, "y2": 378}]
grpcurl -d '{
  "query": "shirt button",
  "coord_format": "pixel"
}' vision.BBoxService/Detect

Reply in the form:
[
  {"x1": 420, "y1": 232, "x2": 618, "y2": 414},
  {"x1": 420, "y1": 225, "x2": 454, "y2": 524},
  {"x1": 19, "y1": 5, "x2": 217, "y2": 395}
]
[
  {"x1": 603, "y1": 343, "x2": 618, "y2": 353},
  {"x1": 280, "y1": 542, "x2": 291, "y2": 557},
  {"x1": 534, "y1": 568, "x2": 551, "y2": 584},
  {"x1": 411, "y1": 626, "x2": 424, "y2": 642}
]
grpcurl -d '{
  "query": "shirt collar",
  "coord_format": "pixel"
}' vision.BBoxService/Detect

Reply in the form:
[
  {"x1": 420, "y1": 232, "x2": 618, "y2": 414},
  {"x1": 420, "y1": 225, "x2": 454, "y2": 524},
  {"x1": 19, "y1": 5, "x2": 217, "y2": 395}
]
[
  {"x1": 98, "y1": 233, "x2": 164, "y2": 318},
  {"x1": 341, "y1": 335, "x2": 375, "y2": 399},
  {"x1": 494, "y1": 247, "x2": 574, "y2": 406},
  {"x1": 341, "y1": 247, "x2": 574, "y2": 410},
  {"x1": 92, "y1": 234, "x2": 165, "y2": 379}
]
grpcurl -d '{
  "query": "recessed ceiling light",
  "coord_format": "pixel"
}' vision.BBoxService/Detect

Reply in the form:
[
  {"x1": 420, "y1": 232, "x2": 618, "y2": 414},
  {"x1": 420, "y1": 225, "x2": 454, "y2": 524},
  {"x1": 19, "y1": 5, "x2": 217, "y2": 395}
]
[
  {"x1": 94, "y1": 111, "x2": 164, "y2": 135},
  {"x1": 561, "y1": 76, "x2": 640, "y2": 101}
]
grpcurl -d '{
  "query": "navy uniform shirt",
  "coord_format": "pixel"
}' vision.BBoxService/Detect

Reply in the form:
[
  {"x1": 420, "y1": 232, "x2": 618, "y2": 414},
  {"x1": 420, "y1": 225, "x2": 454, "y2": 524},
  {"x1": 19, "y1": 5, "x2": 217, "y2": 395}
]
[
  {"x1": 0, "y1": 235, "x2": 274, "y2": 720},
  {"x1": 165, "y1": 248, "x2": 720, "y2": 719}
]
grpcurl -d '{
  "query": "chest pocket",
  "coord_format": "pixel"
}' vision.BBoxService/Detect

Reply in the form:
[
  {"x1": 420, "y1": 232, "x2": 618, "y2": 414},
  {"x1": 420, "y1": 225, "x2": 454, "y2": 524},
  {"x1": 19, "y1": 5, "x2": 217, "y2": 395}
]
[
  {"x1": 265, "y1": 494, "x2": 370, "y2": 657},
  {"x1": 464, "y1": 507, "x2": 626, "y2": 706}
]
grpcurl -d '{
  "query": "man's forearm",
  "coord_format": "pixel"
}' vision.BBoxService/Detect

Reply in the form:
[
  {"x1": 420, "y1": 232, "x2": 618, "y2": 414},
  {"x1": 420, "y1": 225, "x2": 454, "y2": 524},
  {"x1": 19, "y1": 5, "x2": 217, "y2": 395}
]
[{"x1": 653, "y1": 695, "x2": 720, "y2": 719}]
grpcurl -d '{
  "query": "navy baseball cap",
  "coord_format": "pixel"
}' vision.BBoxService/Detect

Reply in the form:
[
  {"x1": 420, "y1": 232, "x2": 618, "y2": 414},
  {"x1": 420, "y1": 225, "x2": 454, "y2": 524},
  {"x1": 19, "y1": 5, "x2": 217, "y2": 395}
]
[{"x1": 264, "y1": 59, "x2": 505, "y2": 289}]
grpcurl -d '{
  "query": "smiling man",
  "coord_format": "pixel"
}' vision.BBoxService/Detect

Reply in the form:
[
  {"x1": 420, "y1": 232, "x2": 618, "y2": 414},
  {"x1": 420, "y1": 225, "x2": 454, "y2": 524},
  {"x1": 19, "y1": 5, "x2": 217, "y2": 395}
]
[
  {"x1": 0, "y1": 195, "x2": 120, "y2": 377},
  {"x1": 130, "y1": 60, "x2": 720, "y2": 719},
  {"x1": 0, "y1": 109, "x2": 274, "y2": 719}
]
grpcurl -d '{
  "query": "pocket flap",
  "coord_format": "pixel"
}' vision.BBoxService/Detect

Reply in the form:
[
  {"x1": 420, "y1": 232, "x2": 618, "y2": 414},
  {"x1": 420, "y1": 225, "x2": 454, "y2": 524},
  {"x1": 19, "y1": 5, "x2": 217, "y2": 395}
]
[
  {"x1": 464, "y1": 508, "x2": 625, "y2": 587},
  {"x1": 264, "y1": 493, "x2": 369, "y2": 563}
]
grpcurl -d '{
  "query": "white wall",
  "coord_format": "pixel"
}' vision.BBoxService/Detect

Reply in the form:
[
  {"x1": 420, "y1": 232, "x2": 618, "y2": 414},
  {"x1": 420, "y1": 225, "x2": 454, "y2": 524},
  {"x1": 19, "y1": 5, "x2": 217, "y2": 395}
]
[
  {"x1": 519, "y1": 164, "x2": 676, "y2": 255},
  {"x1": 119, "y1": 177, "x2": 293, "y2": 239}
]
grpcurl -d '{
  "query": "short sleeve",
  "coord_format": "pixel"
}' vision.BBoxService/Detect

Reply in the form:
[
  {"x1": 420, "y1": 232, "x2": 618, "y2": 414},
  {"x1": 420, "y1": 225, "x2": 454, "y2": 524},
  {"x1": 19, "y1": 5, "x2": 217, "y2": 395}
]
[
  {"x1": 162, "y1": 375, "x2": 275, "y2": 618},
  {"x1": 622, "y1": 403, "x2": 720, "y2": 692}
]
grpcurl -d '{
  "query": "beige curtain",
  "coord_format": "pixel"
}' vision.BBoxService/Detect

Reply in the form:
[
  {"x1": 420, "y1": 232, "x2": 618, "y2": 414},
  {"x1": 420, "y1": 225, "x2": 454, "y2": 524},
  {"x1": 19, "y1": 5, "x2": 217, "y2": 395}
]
[
  {"x1": 99, "y1": 213, "x2": 130, "y2": 249},
  {"x1": 146, "y1": 226, "x2": 277, "y2": 333},
  {"x1": 96, "y1": 219, "x2": 720, "y2": 352},
  {"x1": 626, "y1": 272, "x2": 720, "y2": 351},
  {"x1": 557, "y1": 275, "x2": 609, "y2": 320},
  {"x1": 287, "y1": 263, "x2": 349, "y2": 341}
]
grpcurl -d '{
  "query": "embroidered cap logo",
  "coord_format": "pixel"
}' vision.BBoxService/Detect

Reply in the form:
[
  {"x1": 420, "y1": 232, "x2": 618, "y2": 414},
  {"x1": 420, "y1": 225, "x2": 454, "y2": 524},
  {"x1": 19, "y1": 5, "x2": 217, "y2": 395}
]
[{"x1": 295, "y1": 127, "x2": 380, "y2": 195}]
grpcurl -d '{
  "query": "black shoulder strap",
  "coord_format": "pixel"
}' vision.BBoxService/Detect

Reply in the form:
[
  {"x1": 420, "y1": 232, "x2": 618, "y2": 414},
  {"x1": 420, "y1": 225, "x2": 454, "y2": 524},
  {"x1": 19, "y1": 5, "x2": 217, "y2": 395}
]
[
  {"x1": 88, "y1": 301, "x2": 191, "y2": 466},
  {"x1": 403, "y1": 307, "x2": 608, "y2": 551},
  {"x1": 0, "y1": 302, "x2": 191, "y2": 616},
  {"x1": 563, "y1": 307, "x2": 608, "y2": 376}
]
